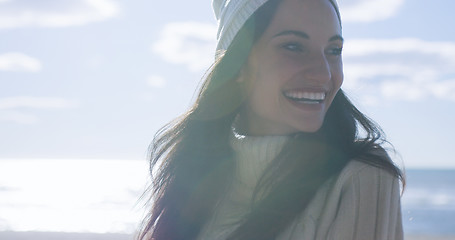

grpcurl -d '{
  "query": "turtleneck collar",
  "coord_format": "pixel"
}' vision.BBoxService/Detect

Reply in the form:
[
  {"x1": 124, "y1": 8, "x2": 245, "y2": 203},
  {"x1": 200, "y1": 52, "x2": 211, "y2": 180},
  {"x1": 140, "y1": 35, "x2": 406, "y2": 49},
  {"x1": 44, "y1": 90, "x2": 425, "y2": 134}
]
[{"x1": 229, "y1": 127, "x2": 290, "y2": 189}]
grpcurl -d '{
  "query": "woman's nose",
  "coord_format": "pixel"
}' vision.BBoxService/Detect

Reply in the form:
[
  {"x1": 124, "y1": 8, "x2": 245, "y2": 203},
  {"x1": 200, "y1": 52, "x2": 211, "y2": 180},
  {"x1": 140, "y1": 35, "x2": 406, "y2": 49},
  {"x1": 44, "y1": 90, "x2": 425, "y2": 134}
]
[{"x1": 302, "y1": 53, "x2": 331, "y2": 84}]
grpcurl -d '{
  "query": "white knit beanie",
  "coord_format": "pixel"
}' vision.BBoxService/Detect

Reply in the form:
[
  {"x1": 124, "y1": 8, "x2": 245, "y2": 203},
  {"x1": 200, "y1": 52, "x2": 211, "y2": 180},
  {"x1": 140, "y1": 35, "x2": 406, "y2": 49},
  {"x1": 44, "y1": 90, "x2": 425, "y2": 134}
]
[
  {"x1": 212, "y1": 0, "x2": 269, "y2": 51},
  {"x1": 212, "y1": 0, "x2": 340, "y2": 52}
]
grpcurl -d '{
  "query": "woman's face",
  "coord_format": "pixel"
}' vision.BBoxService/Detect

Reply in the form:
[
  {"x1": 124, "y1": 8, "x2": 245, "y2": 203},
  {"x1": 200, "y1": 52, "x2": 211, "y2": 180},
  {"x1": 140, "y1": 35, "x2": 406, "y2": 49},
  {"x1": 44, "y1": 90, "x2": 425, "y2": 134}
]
[{"x1": 238, "y1": 0, "x2": 343, "y2": 135}]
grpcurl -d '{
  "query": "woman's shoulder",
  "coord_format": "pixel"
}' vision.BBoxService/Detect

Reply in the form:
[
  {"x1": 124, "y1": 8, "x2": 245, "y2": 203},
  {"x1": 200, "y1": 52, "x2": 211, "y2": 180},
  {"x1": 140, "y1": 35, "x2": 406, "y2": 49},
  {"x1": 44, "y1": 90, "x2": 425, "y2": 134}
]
[
  {"x1": 334, "y1": 150, "x2": 400, "y2": 193},
  {"x1": 339, "y1": 160, "x2": 391, "y2": 179},
  {"x1": 311, "y1": 152, "x2": 404, "y2": 240}
]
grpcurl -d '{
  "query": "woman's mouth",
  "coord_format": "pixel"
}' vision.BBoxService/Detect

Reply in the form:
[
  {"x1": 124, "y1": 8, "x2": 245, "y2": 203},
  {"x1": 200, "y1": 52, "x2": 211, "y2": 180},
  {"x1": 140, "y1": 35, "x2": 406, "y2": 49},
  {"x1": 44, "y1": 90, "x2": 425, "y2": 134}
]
[{"x1": 283, "y1": 90, "x2": 326, "y2": 104}]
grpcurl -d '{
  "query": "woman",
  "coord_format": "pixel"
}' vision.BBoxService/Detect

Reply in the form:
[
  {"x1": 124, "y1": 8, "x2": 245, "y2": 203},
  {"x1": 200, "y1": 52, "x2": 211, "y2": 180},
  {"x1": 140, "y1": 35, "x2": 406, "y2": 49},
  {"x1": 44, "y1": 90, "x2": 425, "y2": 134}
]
[{"x1": 138, "y1": 0, "x2": 405, "y2": 239}]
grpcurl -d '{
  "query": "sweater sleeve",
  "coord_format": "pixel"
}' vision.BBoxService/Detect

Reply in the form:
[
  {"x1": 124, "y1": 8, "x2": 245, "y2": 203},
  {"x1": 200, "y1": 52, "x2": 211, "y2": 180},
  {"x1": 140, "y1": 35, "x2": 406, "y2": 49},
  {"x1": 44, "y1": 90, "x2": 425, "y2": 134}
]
[{"x1": 326, "y1": 162, "x2": 403, "y2": 240}]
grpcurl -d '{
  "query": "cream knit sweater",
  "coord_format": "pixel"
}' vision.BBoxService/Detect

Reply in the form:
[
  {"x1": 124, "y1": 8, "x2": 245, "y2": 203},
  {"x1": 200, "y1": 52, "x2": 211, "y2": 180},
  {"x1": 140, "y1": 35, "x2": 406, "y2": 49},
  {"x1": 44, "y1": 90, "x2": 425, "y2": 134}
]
[{"x1": 197, "y1": 131, "x2": 403, "y2": 240}]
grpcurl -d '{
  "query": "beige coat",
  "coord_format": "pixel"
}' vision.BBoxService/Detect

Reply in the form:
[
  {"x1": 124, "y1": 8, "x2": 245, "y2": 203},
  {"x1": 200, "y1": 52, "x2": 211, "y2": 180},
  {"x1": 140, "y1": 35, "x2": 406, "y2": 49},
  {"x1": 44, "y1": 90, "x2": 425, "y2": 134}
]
[{"x1": 198, "y1": 134, "x2": 403, "y2": 240}]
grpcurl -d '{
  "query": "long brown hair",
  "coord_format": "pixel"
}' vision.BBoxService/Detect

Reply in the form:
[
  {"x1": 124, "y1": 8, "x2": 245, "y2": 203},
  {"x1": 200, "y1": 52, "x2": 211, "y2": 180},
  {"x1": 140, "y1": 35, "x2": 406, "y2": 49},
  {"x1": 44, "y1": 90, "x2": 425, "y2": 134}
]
[{"x1": 137, "y1": 0, "x2": 404, "y2": 239}]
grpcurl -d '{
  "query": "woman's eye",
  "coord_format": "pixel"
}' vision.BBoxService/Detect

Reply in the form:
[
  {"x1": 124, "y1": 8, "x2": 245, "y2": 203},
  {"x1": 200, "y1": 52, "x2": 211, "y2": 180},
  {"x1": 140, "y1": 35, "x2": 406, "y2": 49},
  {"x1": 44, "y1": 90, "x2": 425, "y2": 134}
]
[
  {"x1": 281, "y1": 42, "x2": 304, "y2": 52},
  {"x1": 328, "y1": 47, "x2": 343, "y2": 56}
]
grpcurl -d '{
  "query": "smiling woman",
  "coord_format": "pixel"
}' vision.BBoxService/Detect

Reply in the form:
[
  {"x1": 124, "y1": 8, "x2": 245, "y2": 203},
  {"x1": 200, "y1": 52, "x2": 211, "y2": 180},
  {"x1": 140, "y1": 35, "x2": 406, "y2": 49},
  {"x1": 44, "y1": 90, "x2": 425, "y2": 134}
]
[
  {"x1": 236, "y1": 0, "x2": 343, "y2": 135},
  {"x1": 137, "y1": 0, "x2": 405, "y2": 239}
]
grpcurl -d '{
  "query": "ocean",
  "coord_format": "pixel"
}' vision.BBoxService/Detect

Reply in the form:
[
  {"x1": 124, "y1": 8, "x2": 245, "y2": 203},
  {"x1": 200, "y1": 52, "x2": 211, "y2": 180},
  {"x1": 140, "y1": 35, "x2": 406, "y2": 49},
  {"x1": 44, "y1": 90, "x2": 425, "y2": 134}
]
[
  {"x1": 402, "y1": 169, "x2": 455, "y2": 236},
  {"x1": 0, "y1": 159, "x2": 454, "y2": 236}
]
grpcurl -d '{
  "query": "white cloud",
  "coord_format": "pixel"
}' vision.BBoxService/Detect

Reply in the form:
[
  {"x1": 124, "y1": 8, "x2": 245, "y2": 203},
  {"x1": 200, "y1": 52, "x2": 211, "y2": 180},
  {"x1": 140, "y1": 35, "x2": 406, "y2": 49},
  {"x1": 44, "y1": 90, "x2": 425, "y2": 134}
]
[
  {"x1": 431, "y1": 80, "x2": 455, "y2": 102},
  {"x1": 0, "y1": 110, "x2": 38, "y2": 124},
  {"x1": 152, "y1": 22, "x2": 217, "y2": 72},
  {"x1": 0, "y1": 96, "x2": 77, "y2": 124},
  {"x1": 146, "y1": 75, "x2": 166, "y2": 88},
  {"x1": 338, "y1": 0, "x2": 406, "y2": 22},
  {"x1": 380, "y1": 79, "x2": 428, "y2": 101},
  {"x1": 0, "y1": 0, "x2": 120, "y2": 29},
  {"x1": 0, "y1": 96, "x2": 77, "y2": 110},
  {"x1": 0, "y1": 52, "x2": 42, "y2": 72},
  {"x1": 344, "y1": 38, "x2": 455, "y2": 61},
  {"x1": 343, "y1": 38, "x2": 455, "y2": 103}
]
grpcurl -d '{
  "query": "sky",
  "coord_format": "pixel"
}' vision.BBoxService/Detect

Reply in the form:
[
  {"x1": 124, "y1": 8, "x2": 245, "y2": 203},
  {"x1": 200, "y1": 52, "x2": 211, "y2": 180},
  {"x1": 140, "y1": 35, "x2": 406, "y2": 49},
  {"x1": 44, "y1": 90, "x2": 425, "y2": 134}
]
[{"x1": 0, "y1": 0, "x2": 454, "y2": 169}]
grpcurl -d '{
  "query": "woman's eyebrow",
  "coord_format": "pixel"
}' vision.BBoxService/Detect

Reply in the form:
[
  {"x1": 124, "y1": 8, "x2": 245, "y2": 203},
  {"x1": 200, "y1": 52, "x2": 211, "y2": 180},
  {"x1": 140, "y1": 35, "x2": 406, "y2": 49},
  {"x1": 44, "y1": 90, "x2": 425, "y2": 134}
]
[
  {"x1": 273, "y1": 30, "x2": 309, "y2": 39},
  {"x1": 272, "y1": 30, "x2": 344, "y2": 43}
]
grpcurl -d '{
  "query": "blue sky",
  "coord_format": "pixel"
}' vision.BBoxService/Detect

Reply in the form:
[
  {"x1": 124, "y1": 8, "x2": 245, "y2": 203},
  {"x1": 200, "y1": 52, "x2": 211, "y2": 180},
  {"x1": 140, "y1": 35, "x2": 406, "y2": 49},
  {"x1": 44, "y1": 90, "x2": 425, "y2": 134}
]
[{"x1": 0, "y1": 0, "x2": 454, "y2": 168}]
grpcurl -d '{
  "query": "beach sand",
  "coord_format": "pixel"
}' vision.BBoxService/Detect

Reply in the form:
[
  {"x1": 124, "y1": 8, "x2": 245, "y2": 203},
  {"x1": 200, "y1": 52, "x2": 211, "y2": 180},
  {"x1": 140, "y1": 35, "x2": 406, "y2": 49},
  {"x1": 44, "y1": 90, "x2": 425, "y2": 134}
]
[{"x1": 1, "y1": 232, "x2": 454, "y2": 240}]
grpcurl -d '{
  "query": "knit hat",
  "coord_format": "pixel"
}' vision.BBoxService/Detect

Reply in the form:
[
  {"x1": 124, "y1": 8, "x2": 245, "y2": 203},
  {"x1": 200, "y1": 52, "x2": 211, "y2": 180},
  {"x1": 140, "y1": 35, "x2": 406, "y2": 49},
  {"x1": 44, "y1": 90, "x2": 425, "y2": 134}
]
[
  {"x1": 212, "y1": 0, "x2": 269, "y2": 51},
  {"x1": 212, "y1": 0, "x2": 341, "y2": 52}
]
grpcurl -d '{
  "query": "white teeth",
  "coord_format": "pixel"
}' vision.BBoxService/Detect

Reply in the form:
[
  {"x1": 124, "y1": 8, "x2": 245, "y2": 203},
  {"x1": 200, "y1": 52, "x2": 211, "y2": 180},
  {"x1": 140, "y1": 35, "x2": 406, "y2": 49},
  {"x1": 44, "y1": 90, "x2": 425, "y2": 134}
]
[{"x1": 284, "y1": 91, "x2": 326, "y2": 101}]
